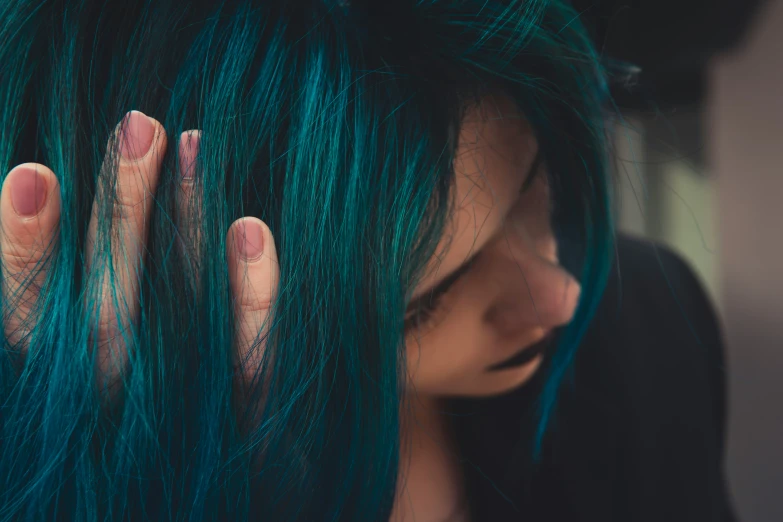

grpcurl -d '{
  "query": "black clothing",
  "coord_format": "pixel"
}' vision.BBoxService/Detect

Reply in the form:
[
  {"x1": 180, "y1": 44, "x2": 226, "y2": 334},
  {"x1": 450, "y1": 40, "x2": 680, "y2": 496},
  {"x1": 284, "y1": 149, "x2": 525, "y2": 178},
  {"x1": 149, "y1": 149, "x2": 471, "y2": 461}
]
[{"x1": 447, "y1": 234, "x2": 737, "y2": 521}]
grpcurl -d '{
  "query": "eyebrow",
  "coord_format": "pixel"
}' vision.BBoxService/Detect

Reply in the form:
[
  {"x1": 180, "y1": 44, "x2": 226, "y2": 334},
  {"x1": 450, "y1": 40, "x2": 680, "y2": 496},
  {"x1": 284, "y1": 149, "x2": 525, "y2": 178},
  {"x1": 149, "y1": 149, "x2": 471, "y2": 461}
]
[{"x1": 405, "y1": 151, "x2": 542, "y2": 315}]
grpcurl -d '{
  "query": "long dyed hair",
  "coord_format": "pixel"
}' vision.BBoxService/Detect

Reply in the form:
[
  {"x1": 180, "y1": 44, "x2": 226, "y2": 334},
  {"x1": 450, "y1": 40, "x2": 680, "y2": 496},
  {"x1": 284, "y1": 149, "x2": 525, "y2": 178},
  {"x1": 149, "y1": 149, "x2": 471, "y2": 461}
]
[{"x1": 0, "y1": 0, "x2": 620, "y2": 520}]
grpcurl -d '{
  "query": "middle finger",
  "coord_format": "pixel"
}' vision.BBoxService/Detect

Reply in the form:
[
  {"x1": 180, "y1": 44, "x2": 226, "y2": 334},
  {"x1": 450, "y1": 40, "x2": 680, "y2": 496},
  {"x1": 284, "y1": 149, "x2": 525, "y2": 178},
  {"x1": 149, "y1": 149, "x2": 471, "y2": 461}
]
[{"x1": 85, "y1": 110, "x2": 167, "y2": 393}]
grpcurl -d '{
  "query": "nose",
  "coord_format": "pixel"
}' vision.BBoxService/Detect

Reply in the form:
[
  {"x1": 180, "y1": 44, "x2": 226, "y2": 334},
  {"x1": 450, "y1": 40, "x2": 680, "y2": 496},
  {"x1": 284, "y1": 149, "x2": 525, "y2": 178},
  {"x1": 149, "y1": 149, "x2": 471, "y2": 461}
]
[
  {"x1": 483, "y1": 191, "x2": 582, "y2": 335},
  {"x1": 484, "y1": 249, "x2": 582, "y2": 334}
]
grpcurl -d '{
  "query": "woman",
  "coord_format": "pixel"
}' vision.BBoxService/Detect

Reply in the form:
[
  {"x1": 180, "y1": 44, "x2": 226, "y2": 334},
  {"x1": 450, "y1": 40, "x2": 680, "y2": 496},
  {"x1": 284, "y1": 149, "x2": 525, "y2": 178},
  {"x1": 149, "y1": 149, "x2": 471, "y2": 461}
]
[{"x1": 0, "y1": 0, "x2": 734, "y2": 520}]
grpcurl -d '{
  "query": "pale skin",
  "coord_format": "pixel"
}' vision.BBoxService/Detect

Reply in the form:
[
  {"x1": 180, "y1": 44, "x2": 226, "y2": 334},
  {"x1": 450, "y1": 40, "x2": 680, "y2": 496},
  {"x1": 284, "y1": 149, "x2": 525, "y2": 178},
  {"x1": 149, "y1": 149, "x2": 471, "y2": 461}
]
[
  {"x1": 391, "y1": 95, "x2": 580, "y2": 521},
  {"x1": 1, "y1": 95, "x2": 580, "y2": 521},
  {"x1": 1, "y1": 112, "x2": 277, "y2": 402}
]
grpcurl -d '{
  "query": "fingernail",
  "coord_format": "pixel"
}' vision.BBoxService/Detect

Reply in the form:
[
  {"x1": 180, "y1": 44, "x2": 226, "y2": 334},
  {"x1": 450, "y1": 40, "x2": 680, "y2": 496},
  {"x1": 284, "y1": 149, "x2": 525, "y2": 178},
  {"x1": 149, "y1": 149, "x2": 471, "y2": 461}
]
[
  {"x1": 9, "y1": 166, "x2": 48, "y2": 217},
  {"x1": 236, "y1": 219, "x2": 264, "y2": 261},
  {"x1": 179, "y1": 131, "x2": 200, "y2": 180},
  {"x1": 118, "y1": 111, "x2": 155, "y2": 161}
]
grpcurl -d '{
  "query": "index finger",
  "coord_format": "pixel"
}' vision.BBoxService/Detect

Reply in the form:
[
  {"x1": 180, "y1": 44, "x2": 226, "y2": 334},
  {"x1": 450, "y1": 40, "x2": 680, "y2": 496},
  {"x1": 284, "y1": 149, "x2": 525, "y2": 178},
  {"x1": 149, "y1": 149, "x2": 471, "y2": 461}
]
[{"x1": 0, "y1": 164, "x2": 61, "y2": 357}]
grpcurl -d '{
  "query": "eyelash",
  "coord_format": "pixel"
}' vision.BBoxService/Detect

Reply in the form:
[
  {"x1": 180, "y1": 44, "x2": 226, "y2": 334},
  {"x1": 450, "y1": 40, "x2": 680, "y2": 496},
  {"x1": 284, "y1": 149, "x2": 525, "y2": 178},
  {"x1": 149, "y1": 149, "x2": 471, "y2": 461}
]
[
  {"x1": 403, "y1": 159, "x2": 544, "y2": 333},
  {"x1": 403, "y1": 294, "x2": 443, "y2": 332},
  {"x1": 403, "y1": 290, "x2": 449, "y2": 332},
  {"x1": 403, "y1": 255, "x2": 479, "y2": 332}
]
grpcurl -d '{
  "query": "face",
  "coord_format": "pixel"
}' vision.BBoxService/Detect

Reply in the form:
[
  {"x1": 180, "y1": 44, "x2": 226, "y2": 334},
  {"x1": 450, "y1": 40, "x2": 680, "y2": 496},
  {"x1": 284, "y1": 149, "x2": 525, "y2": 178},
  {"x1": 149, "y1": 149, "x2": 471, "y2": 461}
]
[{"x1": 404, "y1": 94, "x2": 581, "y2": 397}]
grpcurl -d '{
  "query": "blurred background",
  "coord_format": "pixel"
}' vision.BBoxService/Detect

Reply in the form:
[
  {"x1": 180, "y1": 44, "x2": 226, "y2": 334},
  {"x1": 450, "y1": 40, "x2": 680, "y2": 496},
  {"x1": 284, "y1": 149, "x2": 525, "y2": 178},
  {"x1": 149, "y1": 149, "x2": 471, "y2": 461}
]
[{"x1": 574, "y1": 0, "x2": 781, "y2": 520}]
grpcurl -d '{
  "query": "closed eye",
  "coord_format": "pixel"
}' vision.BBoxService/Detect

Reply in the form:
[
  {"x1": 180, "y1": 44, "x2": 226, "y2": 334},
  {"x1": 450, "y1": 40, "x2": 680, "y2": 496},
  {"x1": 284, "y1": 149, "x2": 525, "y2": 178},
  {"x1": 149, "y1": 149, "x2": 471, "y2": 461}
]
[
  {"x1": 403, "y1": 254, "x2": 479, "y2": 331},
  {"x1": 403, "y1": 150, "x2": 542, "y2": 333}
]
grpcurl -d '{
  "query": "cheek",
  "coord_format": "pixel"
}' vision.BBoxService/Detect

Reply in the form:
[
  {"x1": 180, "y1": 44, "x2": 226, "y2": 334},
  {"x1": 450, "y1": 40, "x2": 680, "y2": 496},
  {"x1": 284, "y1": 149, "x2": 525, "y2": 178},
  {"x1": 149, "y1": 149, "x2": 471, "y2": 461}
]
[
  {"x1": 402, "y1": 301, "x2": 490, "y2": 391},
  {"x1": 404, "y1": 321, "x2": 478, "y2": 377}
]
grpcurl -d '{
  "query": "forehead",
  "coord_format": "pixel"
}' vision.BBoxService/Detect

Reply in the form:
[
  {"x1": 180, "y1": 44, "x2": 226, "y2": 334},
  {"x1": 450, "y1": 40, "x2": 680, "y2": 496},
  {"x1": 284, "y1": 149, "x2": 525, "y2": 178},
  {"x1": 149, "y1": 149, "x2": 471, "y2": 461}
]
[{"x1": 411, "y1": 95, "x2": 538, "y2": 298}]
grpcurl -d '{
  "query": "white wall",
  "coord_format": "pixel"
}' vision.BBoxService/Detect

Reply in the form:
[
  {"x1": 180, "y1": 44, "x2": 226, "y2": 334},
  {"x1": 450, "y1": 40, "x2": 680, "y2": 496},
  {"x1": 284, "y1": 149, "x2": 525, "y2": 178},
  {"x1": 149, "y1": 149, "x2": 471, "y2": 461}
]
[
  {"x1": 613, "y1": 4, "x2": 783, "y2": 515},
  {"x1": 708, "y1": 1, "x2": 783, "y2": 519},
  {"x1": 613, "y1": 113, "x2": 721, "y2": 309}
]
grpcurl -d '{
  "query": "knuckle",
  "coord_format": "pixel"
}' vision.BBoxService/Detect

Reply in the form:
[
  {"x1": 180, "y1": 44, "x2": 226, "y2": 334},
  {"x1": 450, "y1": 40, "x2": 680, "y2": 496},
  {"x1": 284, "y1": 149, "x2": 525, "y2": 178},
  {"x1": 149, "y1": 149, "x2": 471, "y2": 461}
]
[
  {"x1": 4, "y1": 290, "x2": 40, "y2": 323},
  {"x1": 239, "y1": 290, "x2": 273, "y2": 314},
  {"x1": 110, "y1": 196, "x2": 147, "y2": 222},
  {"x1": 95, "y1": 177, "x2": 152, "y2": 225},
  {"x1": 1, "y1": 240, "x2": 52, "y2": 272},
  {"x1": 4, "y1": 319, "x2": 33, "y2": 349}
]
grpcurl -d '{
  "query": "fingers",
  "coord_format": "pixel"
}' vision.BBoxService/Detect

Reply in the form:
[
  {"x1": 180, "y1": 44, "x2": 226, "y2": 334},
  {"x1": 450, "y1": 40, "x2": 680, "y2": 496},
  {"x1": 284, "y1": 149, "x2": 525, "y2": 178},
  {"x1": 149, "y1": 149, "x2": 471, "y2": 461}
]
[
  {"x1": 176, "y1": 130, "x2": 202, "y2": 286},
  {"x1": 85, "y1": 110, "x2": 167, "y2": 390},
  {"x1": 227, "y1": 217, "x2": 280, "y2": 389},
  {"x1": 178, "y1": 139, "x2": 279, "y2": 400},
  {"x1": 3, "y1": 116, "x2": 278, "y2": 414},
  {"x1": 0, "y1": 163, "x2": 61, "y2": 355}
]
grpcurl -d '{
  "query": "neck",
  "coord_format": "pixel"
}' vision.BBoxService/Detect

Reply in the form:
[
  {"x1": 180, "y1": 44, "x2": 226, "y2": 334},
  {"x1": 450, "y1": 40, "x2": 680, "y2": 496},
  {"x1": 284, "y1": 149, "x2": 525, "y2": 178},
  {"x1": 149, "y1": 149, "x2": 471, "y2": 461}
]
[{"x1": 389, "y1": 394, "x2": 470, "y2": 522}]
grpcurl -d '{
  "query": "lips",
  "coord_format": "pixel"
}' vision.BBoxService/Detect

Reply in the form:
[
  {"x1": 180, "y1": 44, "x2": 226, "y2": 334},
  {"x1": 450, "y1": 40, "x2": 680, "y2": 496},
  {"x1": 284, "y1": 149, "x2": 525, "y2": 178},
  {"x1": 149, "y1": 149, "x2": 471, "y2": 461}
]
[{"x1": 487, "y1": 330, "x2": 555, "y2": 372}]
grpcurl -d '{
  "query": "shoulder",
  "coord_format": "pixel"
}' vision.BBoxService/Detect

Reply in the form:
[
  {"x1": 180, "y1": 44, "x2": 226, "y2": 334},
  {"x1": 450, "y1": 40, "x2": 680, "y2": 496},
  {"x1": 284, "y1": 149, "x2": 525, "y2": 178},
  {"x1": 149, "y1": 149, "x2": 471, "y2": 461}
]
[
  {"x1": 586, "y1": 233, "x2": 726, "y2": 387},
  {"x1": 557, "y1": 232, "x2": 734, "y2": 520},
  {"x1": 603, "y1": 233, "x2": 720, "y2": 328},
  {"x1": 581, "y1": 232, "x2": 727, "y2": 443},
  {"x1": 451, "y1": 234, "x2": 736, "y2": 521}
]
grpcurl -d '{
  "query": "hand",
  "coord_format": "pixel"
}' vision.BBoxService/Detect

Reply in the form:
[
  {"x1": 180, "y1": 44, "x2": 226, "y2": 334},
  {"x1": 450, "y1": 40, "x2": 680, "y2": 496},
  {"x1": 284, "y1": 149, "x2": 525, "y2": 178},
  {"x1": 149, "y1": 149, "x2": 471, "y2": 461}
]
[{"x1": 0, "y1": 110, "x2": 280, "y2": 404}]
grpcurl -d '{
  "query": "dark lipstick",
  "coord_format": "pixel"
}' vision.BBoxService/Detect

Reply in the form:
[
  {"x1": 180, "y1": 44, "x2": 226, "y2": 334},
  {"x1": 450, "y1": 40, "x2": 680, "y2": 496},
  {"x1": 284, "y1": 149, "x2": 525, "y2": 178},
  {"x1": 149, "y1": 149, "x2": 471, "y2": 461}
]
[{"x1": 488, "y1": 331, "x2": 555, "y2": 372}]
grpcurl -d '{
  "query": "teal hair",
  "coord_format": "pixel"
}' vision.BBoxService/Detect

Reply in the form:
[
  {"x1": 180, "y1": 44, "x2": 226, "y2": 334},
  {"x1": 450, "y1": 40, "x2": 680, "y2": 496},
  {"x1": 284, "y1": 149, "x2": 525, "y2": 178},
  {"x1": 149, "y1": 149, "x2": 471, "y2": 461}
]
[{"x1": 0, "y1": 0, "x2": 619, "y2": 520}]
